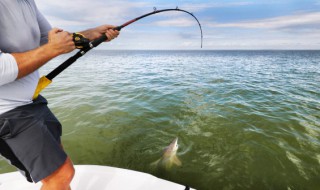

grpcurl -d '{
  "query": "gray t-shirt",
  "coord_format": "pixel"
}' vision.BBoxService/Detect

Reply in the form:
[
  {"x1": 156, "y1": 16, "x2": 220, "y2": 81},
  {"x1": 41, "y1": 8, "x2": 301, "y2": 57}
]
[{"x1": 0, "y1": 0, "x2": 51, "y2": 114}]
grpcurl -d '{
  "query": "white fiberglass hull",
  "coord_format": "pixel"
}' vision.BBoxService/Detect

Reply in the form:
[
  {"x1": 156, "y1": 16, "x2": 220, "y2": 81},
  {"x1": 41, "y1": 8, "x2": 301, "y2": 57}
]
[{"x1": 0, "y1": 165, "x2": 194, "y2": 190}]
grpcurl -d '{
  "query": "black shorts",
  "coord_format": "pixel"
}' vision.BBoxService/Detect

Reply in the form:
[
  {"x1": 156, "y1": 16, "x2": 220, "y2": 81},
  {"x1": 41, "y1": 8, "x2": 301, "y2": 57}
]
[{"x1": 0, "y1": 95, "x2": 67, "y2": 183}]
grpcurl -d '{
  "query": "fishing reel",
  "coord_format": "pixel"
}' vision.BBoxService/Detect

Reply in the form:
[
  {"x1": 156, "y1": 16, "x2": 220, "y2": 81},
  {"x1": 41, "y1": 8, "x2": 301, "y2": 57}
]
[{"x1": 72, "y1": 33, "x2": 90, "y2": 49}]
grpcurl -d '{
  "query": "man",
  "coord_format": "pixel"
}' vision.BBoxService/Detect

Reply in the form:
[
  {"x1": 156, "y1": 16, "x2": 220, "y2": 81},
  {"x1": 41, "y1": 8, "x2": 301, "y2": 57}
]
[{"x1": 0, "y1": 0, "x2": 119, "y2": 189}]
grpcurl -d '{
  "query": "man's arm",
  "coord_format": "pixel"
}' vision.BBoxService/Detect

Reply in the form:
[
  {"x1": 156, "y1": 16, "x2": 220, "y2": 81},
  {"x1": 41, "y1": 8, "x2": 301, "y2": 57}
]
[
  {"x1": 0, "y1": 52, "x2": 18, "y2": 86},
  {"x1": 12, "y1": 28, "x2": 75, "y2": 79}
]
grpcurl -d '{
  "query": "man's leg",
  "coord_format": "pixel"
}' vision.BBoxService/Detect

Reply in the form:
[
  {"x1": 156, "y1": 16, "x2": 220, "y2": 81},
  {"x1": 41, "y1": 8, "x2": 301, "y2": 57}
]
[
  {"x1": 1, "y1": 96, "x2": 72, "y2": 187},
  {"x1": 41, "y1": 157, "x2": 74, "y2": 190}
]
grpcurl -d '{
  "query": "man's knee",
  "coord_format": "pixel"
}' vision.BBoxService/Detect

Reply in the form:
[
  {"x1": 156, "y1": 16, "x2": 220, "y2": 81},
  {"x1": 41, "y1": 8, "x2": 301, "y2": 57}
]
[
  {"x1": 61, "y1": 158, "x2": 75, "y2": 184},
  {"x1": 42, "y1": 157, "x2": 74, "y2": 186}
]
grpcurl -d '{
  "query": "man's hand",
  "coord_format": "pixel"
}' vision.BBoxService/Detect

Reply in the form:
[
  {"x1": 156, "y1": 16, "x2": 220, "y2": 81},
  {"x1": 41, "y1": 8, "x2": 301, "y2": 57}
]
[
  {"x1": 12, "y1": 28, "x2": 76, "y2": 79},
  {"x1": 79, "y1": 25, "x2": 120, "y2": 42},
  {"x1": 48, "y1": 28, "x2": 75, "y2": 56}
]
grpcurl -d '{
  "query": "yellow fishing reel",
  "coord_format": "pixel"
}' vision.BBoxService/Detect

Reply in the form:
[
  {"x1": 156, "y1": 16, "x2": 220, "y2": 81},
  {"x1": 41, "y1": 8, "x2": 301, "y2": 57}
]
[{"x1": 72, "y1": 33, "x2": 90, "y2": 49}]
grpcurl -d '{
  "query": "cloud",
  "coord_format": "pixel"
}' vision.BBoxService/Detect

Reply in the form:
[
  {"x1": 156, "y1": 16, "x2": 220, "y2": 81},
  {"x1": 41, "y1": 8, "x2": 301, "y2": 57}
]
[
  {"x1": 182, "y1": 1, "x2": 253, "y2": 10},
  {"x1": 35, "y1": 0, "x2": 150, "y2": 30},
  {"x1": 208, "y1": 11, "x2": 320, "y2": 31},
  {"x1": 35, "y1": 0, "x2": 253, "y2": 28},
  {"x1": 154, "y1": 17, "x2": 199, "y2": 27}
]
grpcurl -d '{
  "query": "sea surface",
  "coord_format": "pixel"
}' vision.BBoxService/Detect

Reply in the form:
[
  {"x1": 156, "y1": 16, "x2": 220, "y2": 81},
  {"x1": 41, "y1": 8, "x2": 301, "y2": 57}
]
[{"x1": 1, "y1": 50, "x2": 319, "y2": 190}]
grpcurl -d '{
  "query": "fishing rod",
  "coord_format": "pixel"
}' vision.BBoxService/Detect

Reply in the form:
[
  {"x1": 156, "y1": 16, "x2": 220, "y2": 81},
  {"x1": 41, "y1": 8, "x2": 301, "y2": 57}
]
[{"x1": 32, "y1": 7, "x2": 203, "y2": 99}]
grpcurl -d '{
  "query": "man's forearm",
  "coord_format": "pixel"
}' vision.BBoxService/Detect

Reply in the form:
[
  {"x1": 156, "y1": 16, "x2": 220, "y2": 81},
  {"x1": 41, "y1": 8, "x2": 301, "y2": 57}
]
[
  {"x1": 12, "y1": 44, "x2": 58, "y2": 79},
  {"x1": 10, "y1": 26, "x2": 117, "y2": 80}
]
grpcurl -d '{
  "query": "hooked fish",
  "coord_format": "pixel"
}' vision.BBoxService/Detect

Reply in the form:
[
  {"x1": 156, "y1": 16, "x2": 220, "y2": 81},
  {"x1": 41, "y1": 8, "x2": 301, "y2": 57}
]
[{"x1": 152, "y1": 137, "x2": 182, "y2": 170}]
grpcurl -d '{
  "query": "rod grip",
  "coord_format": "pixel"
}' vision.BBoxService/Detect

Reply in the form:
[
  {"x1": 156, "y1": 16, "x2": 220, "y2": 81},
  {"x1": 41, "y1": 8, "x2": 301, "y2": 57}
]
[{"x1": 91, "y1": 34, "x2": 107, "y2": 47}]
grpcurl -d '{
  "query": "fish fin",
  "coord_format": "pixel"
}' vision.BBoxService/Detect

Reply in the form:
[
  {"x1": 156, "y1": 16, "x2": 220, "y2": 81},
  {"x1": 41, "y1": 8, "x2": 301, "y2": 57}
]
[
  {"x1": 172, "y1": 155, "x2": 182, "y2": 166},
  {"x1": 150, "y1": 158, "x2": 161, "y2": 166}
]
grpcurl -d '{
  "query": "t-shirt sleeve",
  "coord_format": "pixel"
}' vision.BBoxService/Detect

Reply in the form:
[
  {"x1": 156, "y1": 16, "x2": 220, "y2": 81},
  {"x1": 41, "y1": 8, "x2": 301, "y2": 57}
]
[
  {"x1": 35, "y1": 5, "x2": 52, "y2": 45},
  {"x1": 0, "y1": 51, "x2": 19, "y2": 86}
]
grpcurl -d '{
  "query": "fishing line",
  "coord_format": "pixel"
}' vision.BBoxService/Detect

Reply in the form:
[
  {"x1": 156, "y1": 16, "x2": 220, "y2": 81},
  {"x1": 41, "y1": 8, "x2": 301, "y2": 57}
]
[{"x1": 33, "y1": 7, "x2": 203, "y2": 99}]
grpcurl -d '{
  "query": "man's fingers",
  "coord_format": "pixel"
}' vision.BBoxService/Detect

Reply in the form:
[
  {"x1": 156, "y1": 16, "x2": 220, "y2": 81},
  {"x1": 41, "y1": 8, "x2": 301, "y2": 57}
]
[
  {"x1": 106, "y1": 29, "x2": 119, "y2": 40},
  {"x1": 49, "y1": 28, "x2": 63, "y2": 36},
  {"x1": 106, "y1": 31, "x2": 113, "y2": 40},
  {"x1": 111, "y1": 29, "x2": 120, "y2": 36},
  {"x1": 47, "y1": 28, "x2": 75, "y2": 54},
  {"x1": 62, "y1": 31, "x2": 72, "y2": 39}
]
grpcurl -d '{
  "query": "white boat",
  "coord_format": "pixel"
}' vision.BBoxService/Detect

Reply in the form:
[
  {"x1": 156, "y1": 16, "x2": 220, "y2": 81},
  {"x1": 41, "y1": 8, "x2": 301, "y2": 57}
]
[{"x1": 0, "y1": 165, "x2": 194, "y2": 190}]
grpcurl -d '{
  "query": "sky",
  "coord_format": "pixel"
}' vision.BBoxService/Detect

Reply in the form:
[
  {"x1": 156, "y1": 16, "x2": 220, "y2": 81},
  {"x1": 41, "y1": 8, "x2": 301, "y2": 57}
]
[{"x1": 35, "y1": 0, "x2": 320, "y2": 50}]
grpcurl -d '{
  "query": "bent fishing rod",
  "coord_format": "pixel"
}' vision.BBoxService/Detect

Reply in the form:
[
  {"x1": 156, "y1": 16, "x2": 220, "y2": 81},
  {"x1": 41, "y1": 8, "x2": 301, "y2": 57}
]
[{"x1": 33, "y1": 7, "x2": 203, "y2": 99}]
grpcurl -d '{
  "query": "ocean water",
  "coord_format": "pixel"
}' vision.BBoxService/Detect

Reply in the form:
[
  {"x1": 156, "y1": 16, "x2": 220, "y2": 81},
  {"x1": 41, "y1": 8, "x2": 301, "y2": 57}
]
[{"x1": 0, "y1": 50, "x2": 319, "y2": 190}]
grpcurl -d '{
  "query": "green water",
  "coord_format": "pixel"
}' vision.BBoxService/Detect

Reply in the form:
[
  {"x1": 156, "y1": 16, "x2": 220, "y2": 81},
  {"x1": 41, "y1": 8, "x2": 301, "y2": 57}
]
[{"x1": 1, "y1": 50, "x2": 319, "y2": 190}]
